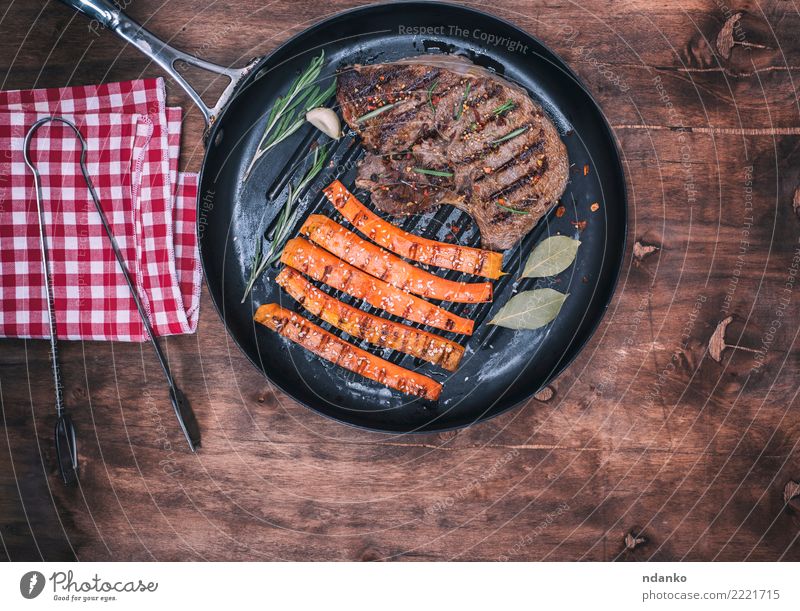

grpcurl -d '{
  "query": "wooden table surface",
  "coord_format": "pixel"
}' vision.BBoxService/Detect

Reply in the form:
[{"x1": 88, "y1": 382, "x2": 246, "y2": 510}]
[{"x1": 2, "y1": 0, "x2": 800, "y2": 561}]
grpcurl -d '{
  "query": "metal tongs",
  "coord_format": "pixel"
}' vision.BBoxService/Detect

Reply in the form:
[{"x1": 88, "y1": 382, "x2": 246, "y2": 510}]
[{"x1": 24, "y1": 117, "x2": 201, "y2": 485}]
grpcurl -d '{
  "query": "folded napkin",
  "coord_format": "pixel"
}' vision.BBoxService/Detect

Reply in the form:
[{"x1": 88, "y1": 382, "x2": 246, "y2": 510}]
[{"x1": 0, "y1": 78, "x2": 200, "y2": 341}]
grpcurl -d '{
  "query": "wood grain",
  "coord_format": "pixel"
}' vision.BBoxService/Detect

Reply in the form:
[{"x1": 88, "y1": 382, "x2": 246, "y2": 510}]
[{"x1": 1, "y1": 0, "x2": 799, "y2": 561}]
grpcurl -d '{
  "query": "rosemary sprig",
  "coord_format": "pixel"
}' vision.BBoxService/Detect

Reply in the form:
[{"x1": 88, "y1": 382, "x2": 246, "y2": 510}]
[
  {"x1": 492, "y1": 125, "x2": 529, "y2": 145},
  {"x1": 241, "y1": 145, "x2": 330, "y2": 301},
  {"x1": 243, "y1": 52, "x2": 336, "y2": 182},
  {"x1": 412, "y1": 167, "x2": 454, "y2": 178},
  {"x1": 355, "y1": 101, "x2": 400, "y2": 123},
  {"x1": 427, "y1": 79, "x2": 439, "y2": 113},
  {"x1": 454, "y1": 81, "x2": 472, "y2": 120},
  {"x1": 493, "y1": 100, "x2": 515, "y2": 115},
  {"x1": 496, "y1": 201, "x2": 529, "y2": 215}
]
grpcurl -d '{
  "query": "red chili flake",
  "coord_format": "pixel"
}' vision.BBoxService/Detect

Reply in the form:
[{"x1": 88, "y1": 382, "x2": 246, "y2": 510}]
[
  {"x1": 583, "y1": 164, "x2": 590, "y2": 176},
  {"x1": 590, "y1": 202, "x2": 600, "y2": 212},
  {"x1": 555, "y1": 206, "x2": 566, "y2": 218},
  {"x1": 450, "y1": 224, "x2": 461, "y2": 233},
  {"x1": 571, "y1": 220, "x2": 588, "y2": 231},
  {"x1": 582, "y1": 275, "x2": 589, "y2": 284}
]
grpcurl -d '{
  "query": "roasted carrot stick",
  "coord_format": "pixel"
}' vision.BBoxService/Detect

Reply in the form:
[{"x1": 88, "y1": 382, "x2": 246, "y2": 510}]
[
  {"x1": 300, "y1": 214, "x2": 493, "y2": 303},
  {"x1": 254, "y1": 303, "x2": 442, "y2": 401},
  {"x1": 276, "y1": 267, "x2": 465, "y2": 371},
  {"x1": 323, "y1": 179, "x2": 504, "y2": 280},
  {"x1": 281, "y1": 238, "x2": 474, "y2": 335}
]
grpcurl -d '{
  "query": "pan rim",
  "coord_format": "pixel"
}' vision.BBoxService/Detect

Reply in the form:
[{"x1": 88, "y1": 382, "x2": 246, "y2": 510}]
[{"x1": 197, "y1": 0, "x2": 629, "y2": 434}]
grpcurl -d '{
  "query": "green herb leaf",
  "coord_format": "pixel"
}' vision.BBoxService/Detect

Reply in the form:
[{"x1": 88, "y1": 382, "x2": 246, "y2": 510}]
[
  {"x1": 492, "y1": 125, "x2": 529, "y2": 145},
  {"x1": 522, "y1": 236, "x2": 581, "y2": 278},
  {"x1": 496, "y1": 201, "x2": 529, "y2": 215},
  {"x1": 412, "y1": 167, "x2": 454, "y2": 178},
  {"x1": 243, "y1": 51, "x2": 335, "y2": 182},
  {"x1": 454, "y1": 81, "x2": 471, "y2": 120},
  {"x1": 493, "y1": 100, "x2": 515, "y2": 115},
  {"x1": 489, "y1": 288, "x2": 568, "y2": 330},
  {"x1": 242, "y1": 237, "x2": 265, "y2": 304},
  {"x1": 427, "y1": 79, "x2": 439, "y2": 113},
  {"x1": 309, "y1": 80, "x2": 337, "y2": 108},
  {"x1": 355, "y1": 101, "x2": 400, "y2": 123},
  {"x1": 241, "y1": 144, "x2": 330, "y2": 302},
  {"x1": 284, "y1": 84, "x2": 318, "y2": 115}
]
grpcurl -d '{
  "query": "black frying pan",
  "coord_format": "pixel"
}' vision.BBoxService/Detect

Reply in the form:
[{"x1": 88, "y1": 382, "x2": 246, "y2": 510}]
[{"x1": 60, "y1": 0, "x2": 626, "y2": 432}]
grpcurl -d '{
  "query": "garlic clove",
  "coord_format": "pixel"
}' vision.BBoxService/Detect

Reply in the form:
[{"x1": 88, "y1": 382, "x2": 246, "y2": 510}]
[{"x1": 305, "y1": 107, "x2": 342, "y2": 139}]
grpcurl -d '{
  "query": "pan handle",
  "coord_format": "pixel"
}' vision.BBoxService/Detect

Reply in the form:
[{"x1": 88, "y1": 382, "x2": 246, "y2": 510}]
[{"x1": 58, "y1": 0, "x2": 258, "y2": 126}]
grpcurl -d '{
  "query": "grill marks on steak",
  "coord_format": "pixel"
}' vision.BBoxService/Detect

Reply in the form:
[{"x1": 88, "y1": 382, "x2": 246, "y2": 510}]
[
  {"x1": 357, "y1": 151, "x2": 455, "y2": 215},
  {"x1": 338, "y1": 65, "x2": 441, "y2": 151},
  {"x1": 337, "y1": 55, "x2": 569, "y2": 250}
]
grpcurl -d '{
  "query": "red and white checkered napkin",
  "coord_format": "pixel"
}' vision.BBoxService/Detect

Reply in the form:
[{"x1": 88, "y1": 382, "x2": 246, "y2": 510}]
[{"x1": 0, "y1": 78, "x2": 201, "y2": 342}]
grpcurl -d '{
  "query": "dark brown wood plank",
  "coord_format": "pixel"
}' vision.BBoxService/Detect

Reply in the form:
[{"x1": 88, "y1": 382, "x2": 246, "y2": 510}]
[{"x1": 1, "y1": 0, "x2": 798, "y2": 562}]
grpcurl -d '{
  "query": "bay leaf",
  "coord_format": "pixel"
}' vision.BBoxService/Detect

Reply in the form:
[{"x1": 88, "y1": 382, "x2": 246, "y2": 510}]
[
  {"x1": 522, "y1": 236, "x2": 581, "y2": 278},
  {"x1": 489, "y1": 288, "x2": 568, "y2": 330}
]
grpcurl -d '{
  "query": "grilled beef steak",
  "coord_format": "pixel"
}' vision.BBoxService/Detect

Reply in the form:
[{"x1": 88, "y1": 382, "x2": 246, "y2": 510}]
[{"x1": 337, "y1": 55, "x2": 569, "y2": 251}]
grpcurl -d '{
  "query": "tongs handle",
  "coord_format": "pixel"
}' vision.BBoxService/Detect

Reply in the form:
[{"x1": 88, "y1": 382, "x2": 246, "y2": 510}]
[
  {"x1": 24, "y1": 118, "x2": 78, "y2": 486},
  {"x1": 25, "y1": 117, "x2": 201, "y2": 453},
  {"x1": 170, "y1": 388, "x2": 201, "y2": 451},
  {"x1": 72, "y1": 122, "x2": 203, "y2": 452},
  {"x1": 55, "y1": 414, "x2": 78, "y2": 486}
]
